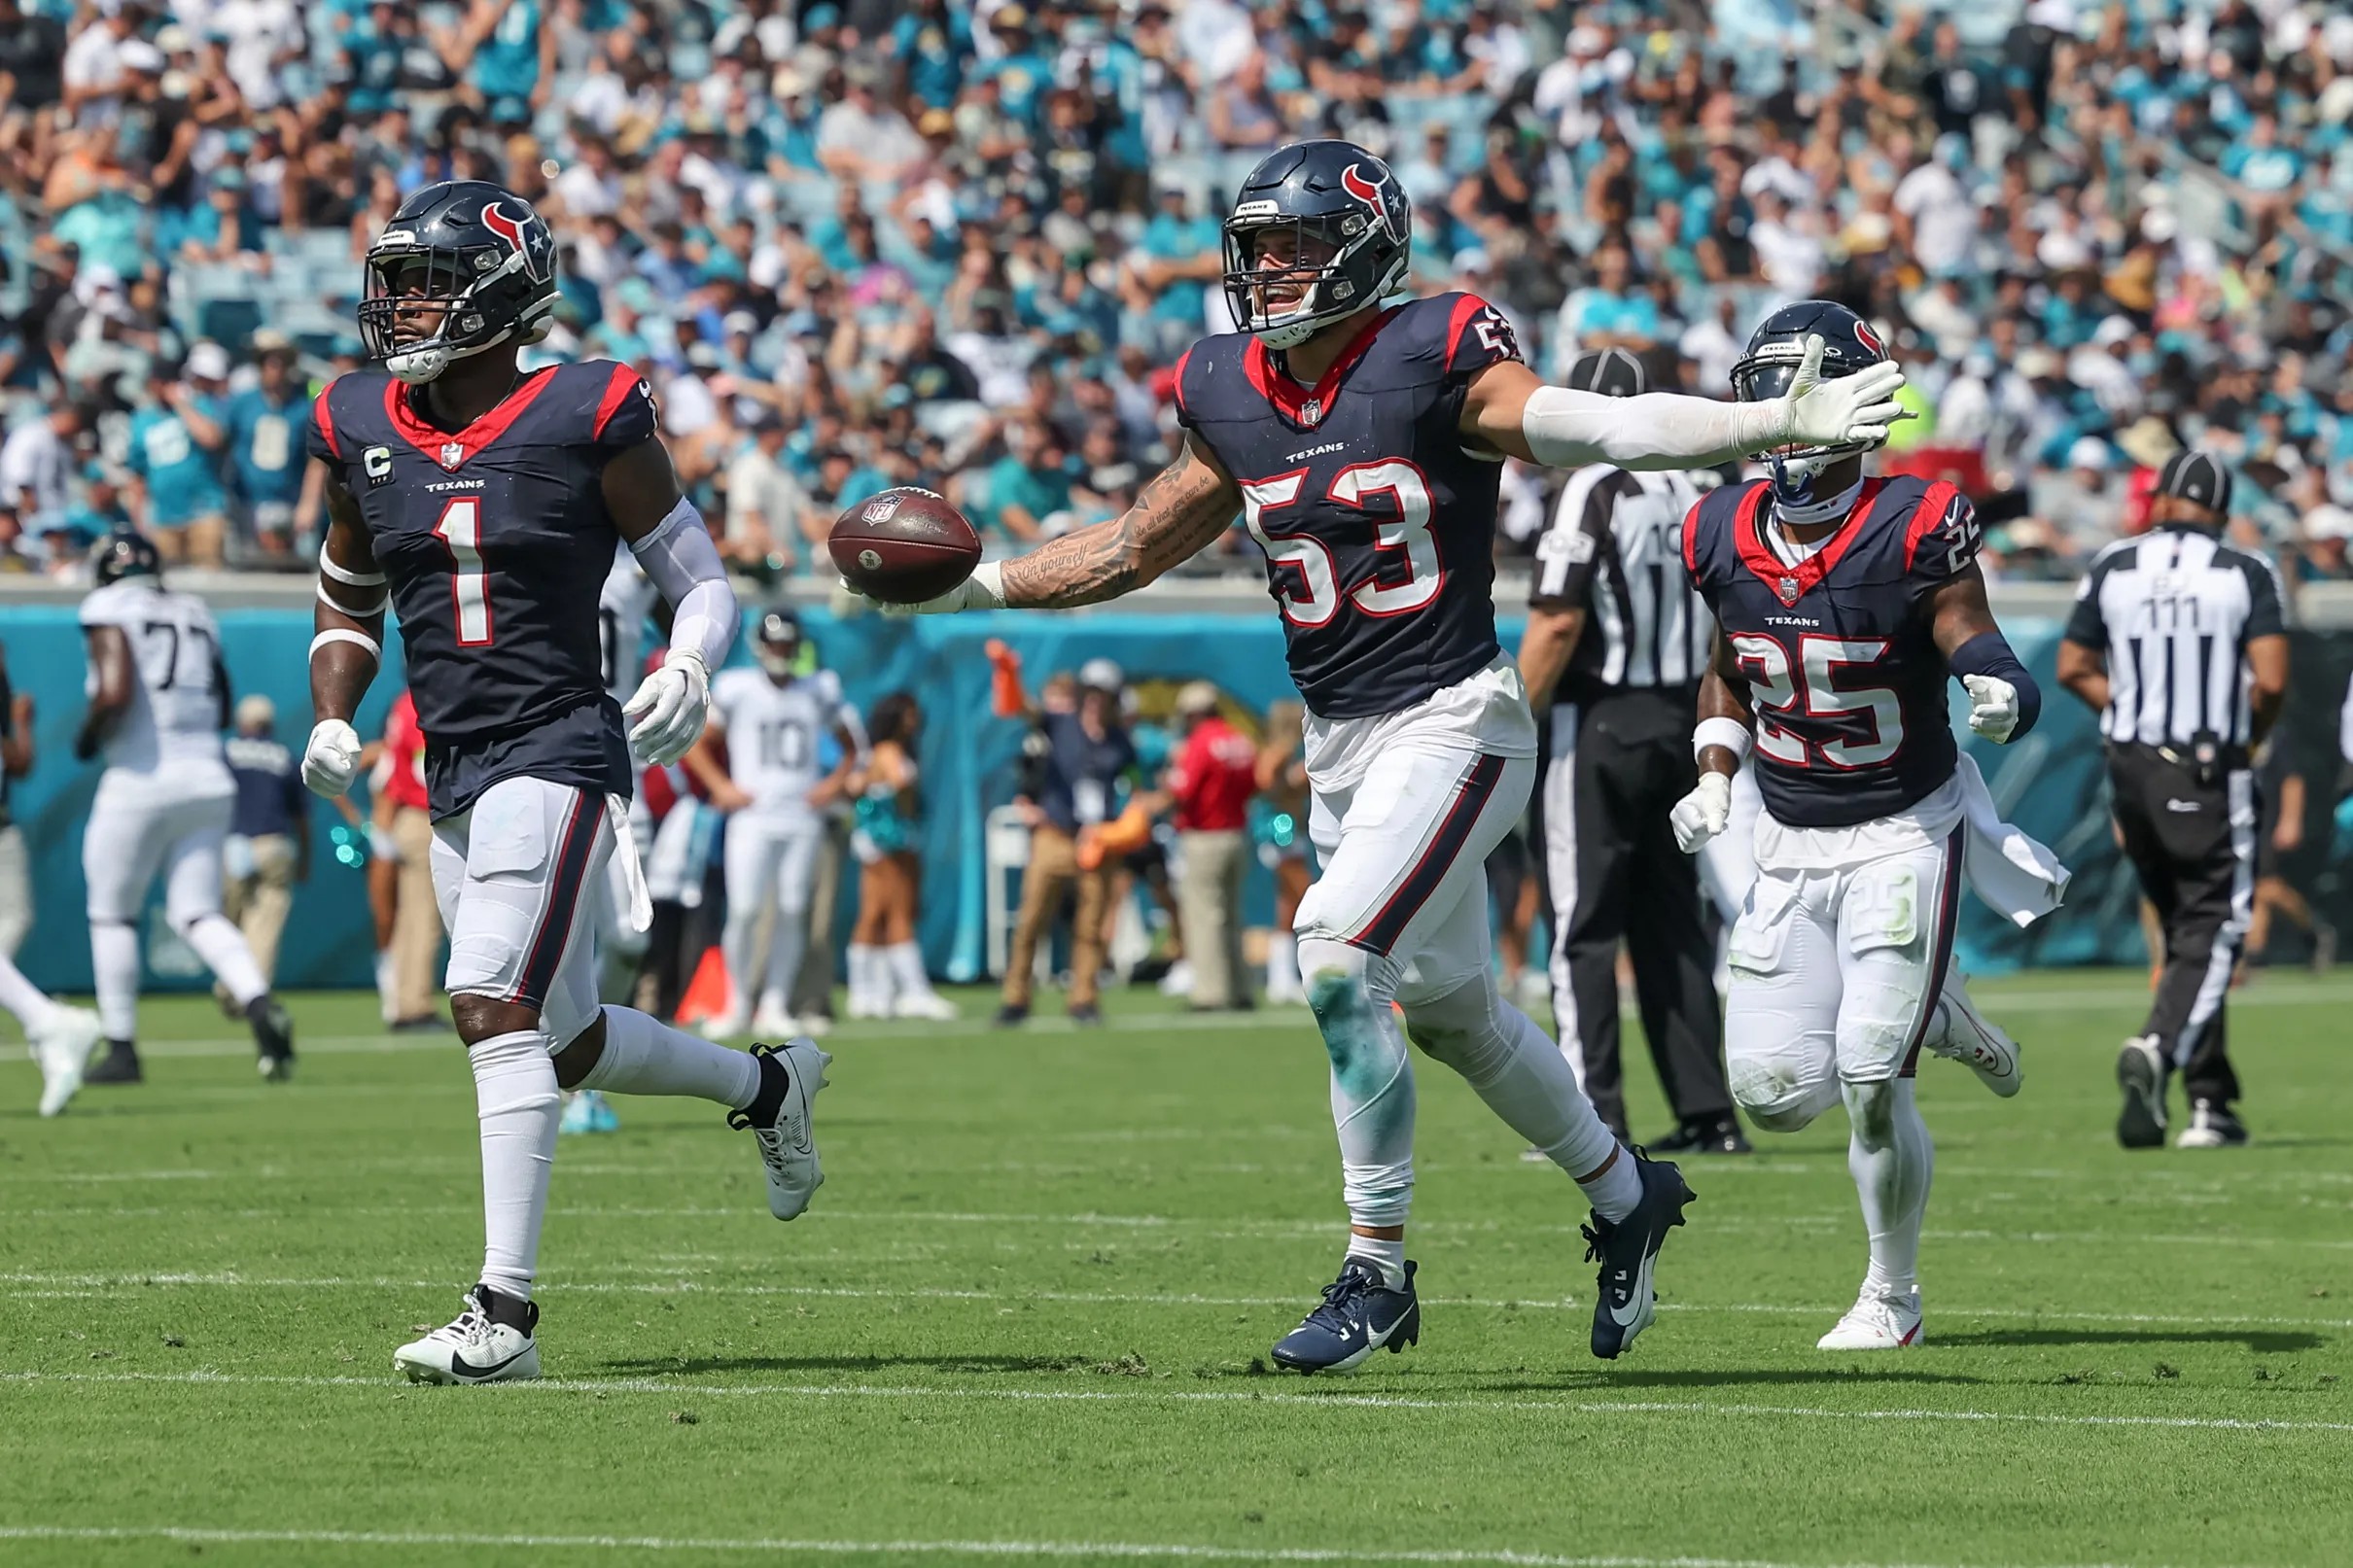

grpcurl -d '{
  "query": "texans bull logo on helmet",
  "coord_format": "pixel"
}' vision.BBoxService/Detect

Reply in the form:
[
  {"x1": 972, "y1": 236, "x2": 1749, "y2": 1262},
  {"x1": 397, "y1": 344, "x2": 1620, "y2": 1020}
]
[{"x1": 481, "y1": 199, "x2": 555, "y2": 285}]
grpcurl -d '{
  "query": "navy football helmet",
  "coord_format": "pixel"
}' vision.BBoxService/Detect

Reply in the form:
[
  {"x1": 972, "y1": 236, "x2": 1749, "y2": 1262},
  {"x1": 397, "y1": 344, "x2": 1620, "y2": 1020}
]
[
  {"x1": 88, "y1": 531, "x2": 161, "y2": 587},
  {"x1": 359, "y1": 181, "x2": 559, "y2": 386},
  {"x1": 1221, "y1": 141, "x2": 1412, "y2": 351},
  {"x1": 754, "y1": 607, "x2": 803, "y2": 679},
  {"x1": 1730, "y1": 299, "x2": 1891, "y2": 500}
]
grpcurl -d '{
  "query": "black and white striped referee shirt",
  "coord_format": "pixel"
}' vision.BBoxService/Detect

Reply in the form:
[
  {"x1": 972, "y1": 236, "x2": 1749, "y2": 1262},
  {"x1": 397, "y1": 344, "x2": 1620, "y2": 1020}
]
[
  {"x1": 2063, "y1": 523, "x2": 2287, "y2": 749},
  {"x1": 1529, "y1": 465, "x2": 1712, "y2": 703}
]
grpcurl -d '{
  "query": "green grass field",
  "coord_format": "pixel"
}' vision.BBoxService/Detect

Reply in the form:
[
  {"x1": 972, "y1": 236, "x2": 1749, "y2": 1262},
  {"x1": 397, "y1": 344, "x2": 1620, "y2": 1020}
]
[{"x1": 3, "y1": 972, "x2": 2351, "y2": 1568}]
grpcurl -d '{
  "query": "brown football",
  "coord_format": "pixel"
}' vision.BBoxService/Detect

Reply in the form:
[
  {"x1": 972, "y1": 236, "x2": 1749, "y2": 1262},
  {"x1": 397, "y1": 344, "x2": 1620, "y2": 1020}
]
[{"x1": 829, "y1": 487, "x2": 983, "y2": 605}]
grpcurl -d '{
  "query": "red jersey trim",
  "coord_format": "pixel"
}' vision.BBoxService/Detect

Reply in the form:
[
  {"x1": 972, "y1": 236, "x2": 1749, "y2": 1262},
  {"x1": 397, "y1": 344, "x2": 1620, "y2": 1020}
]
[
  {"x1": 1681, "y1": 495, "x2": 1705, "y2": 579},
  {"x1": 384, "y1": 366, "x2": 559, "y2": 470},
  {"x1": 591, "y1": 363, "x2": 642, "y2": 441},
  {"x1": 1734, "y1": 478, "x2": 1887, "y2": 602},
  {"x1": 1902, "y1": 480, "x2": 1965, "y2": 572},
  {"x1": 1171, "y1": 347, "x2": 1193, "y2": 417},
  {"x1": 314, "y1": 377, "x2": 343, "y2": 459},
  {"x1": 1441, "y1": 293, "x2": 1488, "y2": 375},
  {"x1": 1244, "y1": 305, "x2": 1401, "y2": 427}
]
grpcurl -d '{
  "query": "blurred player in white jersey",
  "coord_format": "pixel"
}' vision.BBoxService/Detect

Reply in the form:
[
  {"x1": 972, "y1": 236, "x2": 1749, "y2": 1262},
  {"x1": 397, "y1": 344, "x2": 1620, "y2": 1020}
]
[
  {"x1": 687, "y1": 609, "x2": 872, "y2": 1035},
  {"x1": 564, "y1": 542, "x2": 660, "y2": 1133},
  {"x1": 74, "y1": 533, "x2": 295, "y2": 1084}
]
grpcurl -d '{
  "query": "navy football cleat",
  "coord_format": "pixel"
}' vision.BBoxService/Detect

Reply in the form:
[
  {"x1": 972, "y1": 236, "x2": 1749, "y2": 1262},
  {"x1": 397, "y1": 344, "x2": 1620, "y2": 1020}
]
[
  {"x1": 1583, "y1": 1156, "x2": 1694, "y2": 1359},
  {"x1": 1270, "y1": 1257, "x2": 1420, "y2": 1374}
]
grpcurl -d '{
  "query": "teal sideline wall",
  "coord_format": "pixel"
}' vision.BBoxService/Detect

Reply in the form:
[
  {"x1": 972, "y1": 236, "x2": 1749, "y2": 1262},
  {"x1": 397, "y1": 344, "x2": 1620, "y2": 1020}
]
[{"x1": 6, "y1": 602, "x2": 2343, "y2": 993}]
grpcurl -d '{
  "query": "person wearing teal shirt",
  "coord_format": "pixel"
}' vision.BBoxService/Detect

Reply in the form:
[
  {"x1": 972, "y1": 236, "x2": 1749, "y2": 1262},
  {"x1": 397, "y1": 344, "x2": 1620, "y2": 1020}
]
[
  {"x1": 977, "y1": 419, "x2": 1071, "y2": 542},
  {"x1": 468, "y1": 0, "x2": 549, "y2": 125},
  {"x1": 224, "y1": 346, "x2": 313, "y2": 552},
  {"x1": 123, "y1": 360, "x2": 230, "y2": 569}
]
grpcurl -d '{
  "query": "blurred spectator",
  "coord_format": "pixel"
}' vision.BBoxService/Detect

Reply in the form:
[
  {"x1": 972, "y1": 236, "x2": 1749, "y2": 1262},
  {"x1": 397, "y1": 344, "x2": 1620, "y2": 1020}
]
[
  {"x1": 222, "y1": 694, "x2": 306, "y2": 996},
  {"x1": 123, "y1": 350, "x2": 229, "y2": 570},
  {"x1": 2294, "y1": 505, "x2": 2353, "y2": 583},
  {"x1": 224, "y1": 338, "x2": 312, "y2": 558},
  {"x1": 723, "y1": 411, "x2": 820, "y2": 576},
  {"x1": 997, "y1": 655, "x2": 1135, "y2": 1028},
  {"x1": 1165, "y1": 681, "x2": 1257, "y2": 1013},
  {"x1": 0, "y1": 638, "x2": 32, "y2": 957},
  {"x1": 376, "y1": 690, "x2": 445, "y2": 1032},
  {"x1": 0, "y1": 403, "x2": 79, "y2": 538}
]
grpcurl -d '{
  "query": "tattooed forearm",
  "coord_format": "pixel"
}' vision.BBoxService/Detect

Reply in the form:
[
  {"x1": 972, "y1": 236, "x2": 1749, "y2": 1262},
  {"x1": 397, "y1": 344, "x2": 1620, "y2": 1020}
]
[{"x1": 1001, "y1": 438, "x2": 1240, "y2": 609}]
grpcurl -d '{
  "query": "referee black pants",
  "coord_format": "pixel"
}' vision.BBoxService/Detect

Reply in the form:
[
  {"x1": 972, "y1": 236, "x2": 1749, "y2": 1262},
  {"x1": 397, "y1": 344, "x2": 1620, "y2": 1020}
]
[
  {"x1": 2107, "y1": 744, "x2": 2253, "y2": 1107},
  {"x1": 1543, "y1": 688, "x2": 1732, "y2": 1137}
]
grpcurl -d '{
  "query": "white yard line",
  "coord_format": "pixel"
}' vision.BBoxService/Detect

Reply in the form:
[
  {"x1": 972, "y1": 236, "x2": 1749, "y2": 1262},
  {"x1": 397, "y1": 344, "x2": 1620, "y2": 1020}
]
[
  {"x1": 2, "y1": 1370, "x2": 2348, "y2": 1439},
  {"x1": 0, "y1": 1524, "x2": 2201, "y2": 1568},
  {"x1": 0, "y1": 1271, "x2": 2345, "y2": 1331}
]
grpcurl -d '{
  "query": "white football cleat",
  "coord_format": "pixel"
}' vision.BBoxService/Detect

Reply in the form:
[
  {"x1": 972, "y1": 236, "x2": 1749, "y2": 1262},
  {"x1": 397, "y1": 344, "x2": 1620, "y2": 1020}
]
[
  {"x1": 1925, "y1": 979, "x2": 2020, "y2": 1098},
  {"x1": 394, "y1": 1288, "x2": 542, "y2": 1384},
  {"x1": 750, "y1": 1003, "x2": 798, "y2": 1038},
  {"x1": 845, "y1": 993, "x2": 889, "y2": 1021},
  {"x1": 891, "y1": 992, "x2": 959, "y2": 1022},
  {"x1": 30, "y1": 1007, "x2": 103, "y2": 1118},
  {"x1": 699, "y1": 1009, "x2": 750, "y2": 1041},
  {"x1": 731, "y1": 1038, "x2": 830, "y2": 1220},
  {"x1": 1817, "y1": 1291, "x2": 1923, "y2": 1350}
]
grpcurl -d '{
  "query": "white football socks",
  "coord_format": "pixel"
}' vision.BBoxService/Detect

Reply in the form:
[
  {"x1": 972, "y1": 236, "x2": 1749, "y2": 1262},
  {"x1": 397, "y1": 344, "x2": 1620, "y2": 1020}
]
[
  {"x1": 89, "y1": 920, "x2": 142, "y2": 1040},
  {"x1": 1845, "y1": 1077, "x2": 1933, "y2": 1302},
  {"x1": 0, "y1": 952, "x2": 59, "y2": 1033},
  {"x1": 1298, "y1": 936, "x2": 1418, "y2": 1234},
  {"x1": 1400, "y1": 973, "x2": 1638, "y2": 1222},
  {"x1": 579, "y1": 1005, "x2": 762, "y2": 1106},
  {"x1": 179, "y1": 914, "x2": 267, "y2": 1008},
  {"x1": 469, "y1": 1029, "x2": 562, "y2": 1302},
  {"x1": 1347, "y1": 1234, "x2": 1407, "y2": 1289}
]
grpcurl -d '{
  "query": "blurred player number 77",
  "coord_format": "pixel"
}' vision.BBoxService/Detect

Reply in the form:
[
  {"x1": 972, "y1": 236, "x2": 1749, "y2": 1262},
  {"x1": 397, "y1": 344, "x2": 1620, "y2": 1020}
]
[{"x1": 829, "y1": 488, "x2": 983, "y2": 605}]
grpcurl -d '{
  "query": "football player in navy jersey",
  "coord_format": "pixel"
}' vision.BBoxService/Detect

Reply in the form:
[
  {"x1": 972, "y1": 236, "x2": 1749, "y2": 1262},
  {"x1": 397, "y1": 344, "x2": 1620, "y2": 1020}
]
[
  {"x1": 1673, "y1": 300, "x2": 2069, "y2": 1350},
  {"x1": 858, "y1": 141, "x2": 1914, "y2": 1370},
  {"x1": 298, "y1": 182, "x2": 831, "y2": 1385}
]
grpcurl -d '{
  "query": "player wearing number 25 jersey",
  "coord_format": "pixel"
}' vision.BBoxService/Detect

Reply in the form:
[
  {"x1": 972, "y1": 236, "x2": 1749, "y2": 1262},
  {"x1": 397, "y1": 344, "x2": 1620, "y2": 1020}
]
[
  {"x1": 848, "y1": 140, "x2": 1917, "y2": 1374},
  {"x1": 1673, "y1": 299, "x2": 2069, "y2": 1354},
  {"x1": 301, "y1": 180, "x2": 827, "y2": 1388}
]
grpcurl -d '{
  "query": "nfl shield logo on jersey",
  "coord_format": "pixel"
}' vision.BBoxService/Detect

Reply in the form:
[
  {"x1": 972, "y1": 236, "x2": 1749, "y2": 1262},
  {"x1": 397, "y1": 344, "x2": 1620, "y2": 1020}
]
[
  {"x1": 440, "y1": 441, "x2": 466, "y2": 469},
  {"x1": 1299, "y1": 397, "x2": 1323, "y2": 426},
  {"x1": 1776, "y1": 575, "x2": 1801, "y2": 605}
]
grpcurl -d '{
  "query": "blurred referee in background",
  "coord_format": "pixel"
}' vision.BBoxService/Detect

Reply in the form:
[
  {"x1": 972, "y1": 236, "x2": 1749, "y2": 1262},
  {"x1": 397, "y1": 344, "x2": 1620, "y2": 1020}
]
[
  {"x1": 1519, "y1": 349, "x2": 1743, "y2": 1154},
  {"x1": 2059, "y1": 451, "x2": 2290, "y2": 1152}
]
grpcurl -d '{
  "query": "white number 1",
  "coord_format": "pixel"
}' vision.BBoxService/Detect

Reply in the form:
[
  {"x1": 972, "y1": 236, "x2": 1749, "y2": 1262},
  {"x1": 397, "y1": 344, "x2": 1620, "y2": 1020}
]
[{"x1": 434, "y1": 496, "x2": 493, "y2": 646}]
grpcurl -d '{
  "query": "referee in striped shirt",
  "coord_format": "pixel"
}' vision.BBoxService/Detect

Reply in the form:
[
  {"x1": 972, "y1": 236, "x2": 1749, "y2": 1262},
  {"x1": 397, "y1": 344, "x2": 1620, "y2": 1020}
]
[
  {"x1": 2058, "y1": 451, "x2": 2290, "y2": 1151},
  {"x1": 1519, "y1": 349, "x2": 1741, "y2": 1153}
]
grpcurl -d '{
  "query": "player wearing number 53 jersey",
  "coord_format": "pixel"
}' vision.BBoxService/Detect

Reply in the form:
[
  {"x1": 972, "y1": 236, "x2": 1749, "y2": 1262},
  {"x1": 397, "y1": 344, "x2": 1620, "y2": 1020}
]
[
  {"x1": 1673, "y1": 299, "x2": 2070, "y2": 1352},
  {"x1": 851, "y1": 139, "x2": 1914, "y2": 1371},
  {"x1": 74, "y1": 533, "x2": 293, "y2": 1089},
  {"x1": 300, "y1": 180, "x2": 828, "y2": 1387}
]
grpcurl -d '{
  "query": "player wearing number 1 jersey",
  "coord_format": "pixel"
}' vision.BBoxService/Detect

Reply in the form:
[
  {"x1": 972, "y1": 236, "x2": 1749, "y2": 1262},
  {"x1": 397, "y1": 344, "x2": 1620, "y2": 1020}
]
[
  {"x1": 299, "y1": 181, "x2": 828, "y2": 1385},
  {"x1": 1672, "y1": 300, "x2": 2069, "y2": 1351},
  {"x1": 851, "y1": 139, "x2": 1914, "y2": 1370}
]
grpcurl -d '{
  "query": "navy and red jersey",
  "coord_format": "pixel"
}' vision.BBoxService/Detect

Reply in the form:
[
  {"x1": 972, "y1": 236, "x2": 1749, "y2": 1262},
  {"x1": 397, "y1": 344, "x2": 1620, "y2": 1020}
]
[
  {"x1": 306, "y1": 359, "x2": 655, "y2": 818},
  {"x1": 1175, "y1": 292, "x2": 1522, "y2": 719},
  {"x1": 1684, "y1": 474, "x2": 1978, "y2": 830}
]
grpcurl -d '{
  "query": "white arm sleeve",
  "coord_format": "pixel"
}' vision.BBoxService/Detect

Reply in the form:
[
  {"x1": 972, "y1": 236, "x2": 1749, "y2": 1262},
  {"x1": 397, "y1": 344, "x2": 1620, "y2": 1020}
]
[
  {"x1": 1522, "y1": 385, "x2": 1786, "y2": 472},
  {"x1": 629, "y1": 497, "x2": 739, "y2": 673}
]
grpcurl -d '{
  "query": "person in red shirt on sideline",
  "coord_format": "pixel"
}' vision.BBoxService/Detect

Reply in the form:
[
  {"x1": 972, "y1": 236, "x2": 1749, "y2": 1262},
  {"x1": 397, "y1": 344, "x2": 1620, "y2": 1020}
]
[
  {"x1": 1166, "y1": 681, "x2": 1262, "y2": 1011},
  {"x1": 373, "y1": 688, "x2": 447, "y2": 1031}
]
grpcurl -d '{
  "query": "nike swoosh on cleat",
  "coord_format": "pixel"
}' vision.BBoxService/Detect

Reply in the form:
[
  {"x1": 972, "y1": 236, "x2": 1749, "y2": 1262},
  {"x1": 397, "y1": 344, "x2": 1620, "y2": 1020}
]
[
  {"x1": 446, "y1": 1344, "x2": 531, "y2": 1379},
  {"x1": 1610, "y1": 1251, "x2": 1658, "y2": 1327}
]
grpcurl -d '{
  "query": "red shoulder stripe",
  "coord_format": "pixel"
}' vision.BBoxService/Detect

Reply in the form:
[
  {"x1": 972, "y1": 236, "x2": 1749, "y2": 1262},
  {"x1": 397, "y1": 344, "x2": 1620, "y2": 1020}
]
[
  {"x1": 314, "y1": 377, "x2": 342, "y2": 459},
  {"x1": 1442, "y1": 293, "x2": 1488, "y2": 375},
  {"x1": 591, "y1": 362, "x2": 641, "y2": 441},
  {"x1": 1172, "y1": 347, "x2": 1193, "y2": 417},
  {"x1": 1681, "y1": 494, "x2": 1706, "y2": 579},
  {"x1": 1904, "y1": 480, "x2": 1965, "y2": 572}
]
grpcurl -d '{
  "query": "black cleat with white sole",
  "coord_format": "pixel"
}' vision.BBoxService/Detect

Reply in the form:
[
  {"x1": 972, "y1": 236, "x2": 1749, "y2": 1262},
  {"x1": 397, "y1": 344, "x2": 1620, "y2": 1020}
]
[
  {"x1": 1270, "y1": 1258, "x2": 1420, "y2": 1374},
  {"x1": 1584, "y1": 1155, "x2": 1693, "y2": 1359},
  {"x1": 249, "y1": 995, "x2": 296, "y2": 1081},
  {"x1": 2116, "y1": 1035, "x2": 2167, "y2": 1149},
  {"x1": 84, "y1": 1040, "x2": 143, "y2": 1085}
]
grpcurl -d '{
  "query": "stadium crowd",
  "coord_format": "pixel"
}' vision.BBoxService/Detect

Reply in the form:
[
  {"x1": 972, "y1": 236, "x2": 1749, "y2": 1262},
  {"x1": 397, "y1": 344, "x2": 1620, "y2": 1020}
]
[{"x1": 0, "y1": 0, "x2": 2350, "y2": 585}]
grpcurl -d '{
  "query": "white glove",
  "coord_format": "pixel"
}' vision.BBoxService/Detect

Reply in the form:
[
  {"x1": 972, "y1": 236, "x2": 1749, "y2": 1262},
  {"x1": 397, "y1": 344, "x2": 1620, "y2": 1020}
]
[
  {"x1": 301, "y1": 718, "x2": 363, "y2": 799},
  {"x1": 842, "y1": 562, "x2": 1007, "y2": 617},
  {"x1": 1963, "y1": 673, "x2": 2020, "y2": 744},
  {"x1": 1669, "y1": 771, "x2": 1733, "y2": 855},
  {"x1": 623, "y1": 651, "x2": 711, "y2": 765},
  {"x1": 1779, "y1": 334, "x2": 1908, "y2": 451}
]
